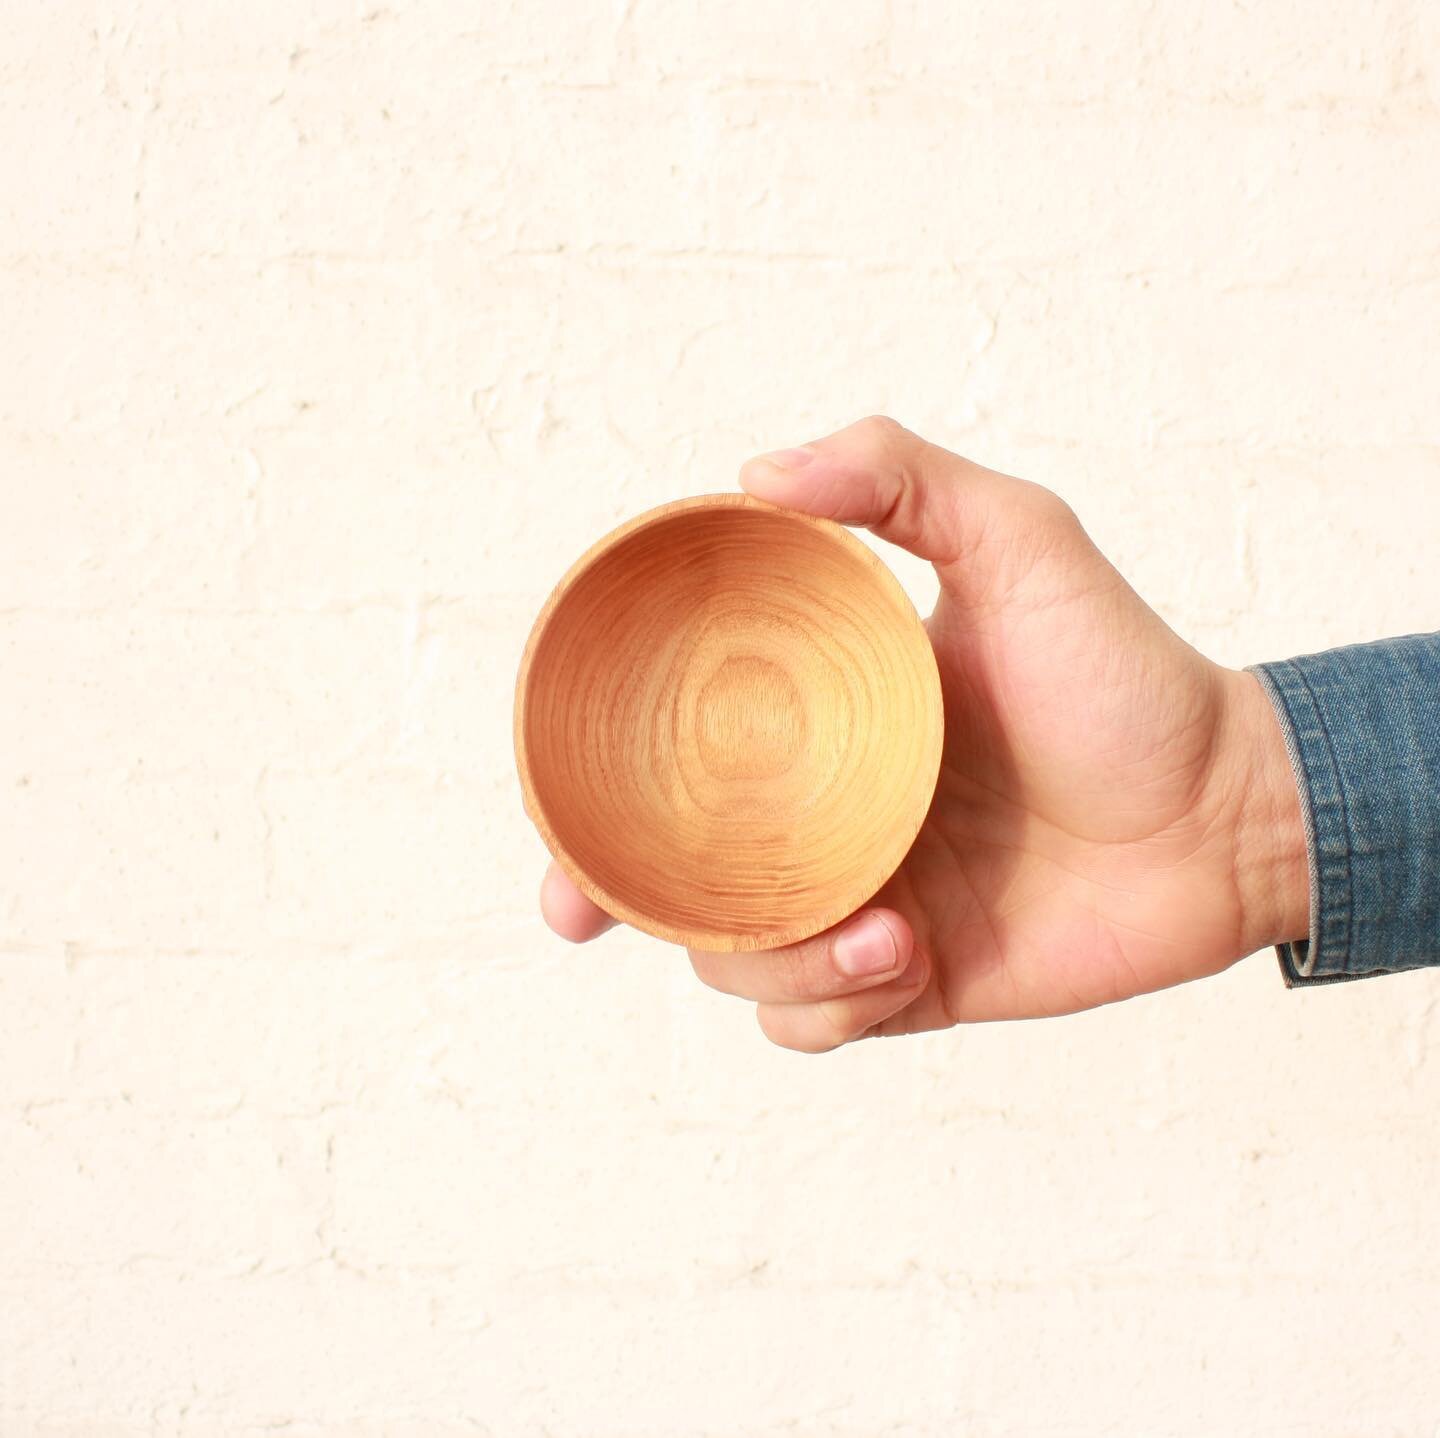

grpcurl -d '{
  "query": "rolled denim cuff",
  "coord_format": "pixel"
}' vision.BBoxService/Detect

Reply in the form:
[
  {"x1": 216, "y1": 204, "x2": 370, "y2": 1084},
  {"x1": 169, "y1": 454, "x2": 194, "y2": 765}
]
[{"x1": 1247, "y1": 633, "x2": 1440, "y2": 987}]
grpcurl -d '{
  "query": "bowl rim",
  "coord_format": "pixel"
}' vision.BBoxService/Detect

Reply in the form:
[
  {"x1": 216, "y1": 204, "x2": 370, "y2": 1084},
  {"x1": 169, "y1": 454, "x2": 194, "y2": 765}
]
[{"x1": 513, "y1": 491, "x2": 943, "y2": 952}]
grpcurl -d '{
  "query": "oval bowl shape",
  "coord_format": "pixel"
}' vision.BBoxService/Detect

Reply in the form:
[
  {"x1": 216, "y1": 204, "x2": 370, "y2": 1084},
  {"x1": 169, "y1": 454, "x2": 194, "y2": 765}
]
[{"x1": 514, "y1": 494, "x2": 943, "y2": 952}]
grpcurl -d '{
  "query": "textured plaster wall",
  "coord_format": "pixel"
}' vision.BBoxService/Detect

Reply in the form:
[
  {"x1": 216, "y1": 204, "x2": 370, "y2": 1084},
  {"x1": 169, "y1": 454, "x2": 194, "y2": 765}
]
[{"x1": 3, "y1": 3, "x2": 1439, "y2": 1435}]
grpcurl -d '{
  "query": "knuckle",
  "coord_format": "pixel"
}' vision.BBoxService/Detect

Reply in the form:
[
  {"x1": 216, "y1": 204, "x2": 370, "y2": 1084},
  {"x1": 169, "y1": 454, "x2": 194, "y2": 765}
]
[
  {"x1": 758, "y1": 1004, "x2": 843, "y2": 1055},
  {"x1": 816, "y1": 995, "x2": 860, "y2": 1048},
  {"x1": 1020, "y1": 480, "x2": 1077, "y2": 527},
  {"x1": 853, "y1": 413, "x2": 907, "y2": 451}
]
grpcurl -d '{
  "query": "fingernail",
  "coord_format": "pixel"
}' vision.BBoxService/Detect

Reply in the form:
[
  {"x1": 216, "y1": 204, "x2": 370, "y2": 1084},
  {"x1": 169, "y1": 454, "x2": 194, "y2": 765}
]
[
  {"x1": 833, "y1": 912, "x2": 898, "y2": 978},
  {"x1": 760, "y1": 446, "x2": 815, "y2": 470}
]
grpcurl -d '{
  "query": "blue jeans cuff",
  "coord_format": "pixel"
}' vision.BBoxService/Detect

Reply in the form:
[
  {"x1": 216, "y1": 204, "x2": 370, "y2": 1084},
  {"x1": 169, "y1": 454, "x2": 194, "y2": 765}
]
[{"x1": 1248, "y1": 633, "x2": 1440, "y2": 987}]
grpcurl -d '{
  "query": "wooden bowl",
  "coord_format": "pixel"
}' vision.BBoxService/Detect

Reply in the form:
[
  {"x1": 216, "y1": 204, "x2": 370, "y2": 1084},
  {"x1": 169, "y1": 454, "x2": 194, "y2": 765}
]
[{"x1": 514, "y1": 493, "x2": 943, "y2": 952}]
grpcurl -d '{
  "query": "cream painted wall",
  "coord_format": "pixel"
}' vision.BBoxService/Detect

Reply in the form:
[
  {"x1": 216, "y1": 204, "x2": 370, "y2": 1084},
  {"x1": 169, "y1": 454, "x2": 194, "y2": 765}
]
[{"x1": 3, "y1": 3, "x2": 1439, "y2": 1434}]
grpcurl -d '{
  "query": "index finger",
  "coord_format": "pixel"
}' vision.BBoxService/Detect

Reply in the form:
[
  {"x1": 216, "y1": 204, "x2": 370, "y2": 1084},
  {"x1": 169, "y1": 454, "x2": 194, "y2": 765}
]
[{"x1": 540, "y1": 860, "x2": 618, "y2": 942}]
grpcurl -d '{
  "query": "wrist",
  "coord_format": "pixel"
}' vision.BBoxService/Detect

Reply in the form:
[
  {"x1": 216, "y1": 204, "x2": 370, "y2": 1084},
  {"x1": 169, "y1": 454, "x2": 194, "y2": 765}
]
[{"x1": 1212, "y1": 667, "x2": 1311, "y2": 956}]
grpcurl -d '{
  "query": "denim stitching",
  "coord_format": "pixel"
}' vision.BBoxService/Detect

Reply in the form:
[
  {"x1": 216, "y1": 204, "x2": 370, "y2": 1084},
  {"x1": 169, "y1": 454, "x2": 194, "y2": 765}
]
[{"x1": 1293, "y1": 661, "x2": 1356, "y2": 975}]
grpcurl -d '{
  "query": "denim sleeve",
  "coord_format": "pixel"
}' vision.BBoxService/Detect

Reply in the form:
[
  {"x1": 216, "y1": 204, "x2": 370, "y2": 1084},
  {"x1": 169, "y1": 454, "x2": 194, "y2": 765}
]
[{"x1": 1247, "y1": 633, "x2": 1440, "y2": 986}]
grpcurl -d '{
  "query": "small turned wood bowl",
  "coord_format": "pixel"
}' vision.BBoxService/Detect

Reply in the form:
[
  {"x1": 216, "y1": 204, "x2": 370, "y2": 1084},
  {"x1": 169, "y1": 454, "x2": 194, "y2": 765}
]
[{"x1": 514, "y1": 494, "x2": 943, "y2": 952}]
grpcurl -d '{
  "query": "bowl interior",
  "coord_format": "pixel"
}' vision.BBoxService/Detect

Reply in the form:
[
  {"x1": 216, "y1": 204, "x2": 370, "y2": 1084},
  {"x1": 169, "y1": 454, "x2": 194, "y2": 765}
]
[{"x1": 519, "y1": 498, "x2": 941, "y2": 950}]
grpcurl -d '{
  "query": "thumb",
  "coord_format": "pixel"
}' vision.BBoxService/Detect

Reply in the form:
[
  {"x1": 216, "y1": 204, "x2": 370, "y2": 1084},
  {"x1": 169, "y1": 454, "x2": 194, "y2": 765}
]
[{"x1": 738, "y1": 414, "x2": 1020, "y2": 569}]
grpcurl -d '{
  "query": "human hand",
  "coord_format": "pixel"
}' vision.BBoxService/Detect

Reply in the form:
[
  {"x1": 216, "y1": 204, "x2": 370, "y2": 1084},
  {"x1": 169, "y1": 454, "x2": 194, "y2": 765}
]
[{"x1": 538, "y1": 417, "x2": 1308, "y2": 1050}]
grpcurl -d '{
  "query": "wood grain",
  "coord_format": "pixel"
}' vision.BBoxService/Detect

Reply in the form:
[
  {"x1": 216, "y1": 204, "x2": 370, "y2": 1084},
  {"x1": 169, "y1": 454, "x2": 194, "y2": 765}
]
[{"x1": 514, "y1": 493, "x2": 943, "y2": 952}]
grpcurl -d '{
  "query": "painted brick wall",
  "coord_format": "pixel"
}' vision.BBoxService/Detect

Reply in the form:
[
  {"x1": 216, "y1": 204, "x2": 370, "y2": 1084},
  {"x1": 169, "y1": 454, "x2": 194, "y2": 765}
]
[{"x1": 3, "y1": 3, "x2": 1438, "y2": 1433}]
